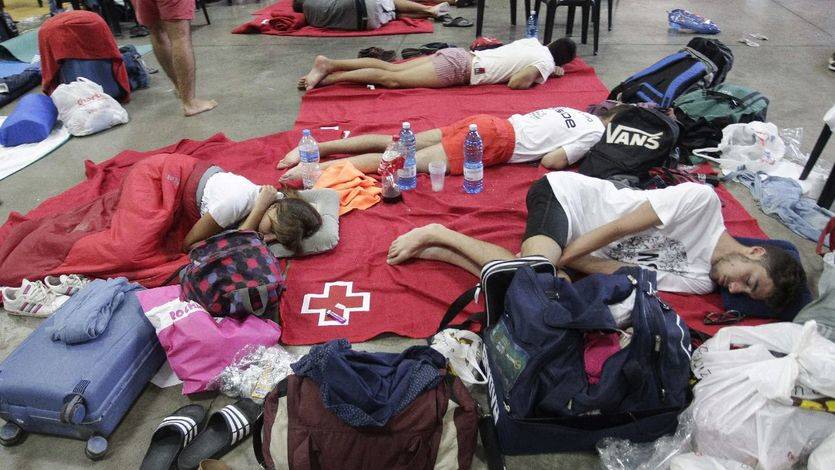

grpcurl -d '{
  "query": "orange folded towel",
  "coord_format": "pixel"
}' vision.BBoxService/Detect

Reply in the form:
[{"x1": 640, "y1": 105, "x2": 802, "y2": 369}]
[{"x1": 314, "y1": 161, "x2": 381, "y2": 215}]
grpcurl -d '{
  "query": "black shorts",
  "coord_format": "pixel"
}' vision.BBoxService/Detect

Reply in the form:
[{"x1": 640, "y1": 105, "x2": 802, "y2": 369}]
[{"x1": 523, "y1": 176, "x2": 569, "y2": 248}]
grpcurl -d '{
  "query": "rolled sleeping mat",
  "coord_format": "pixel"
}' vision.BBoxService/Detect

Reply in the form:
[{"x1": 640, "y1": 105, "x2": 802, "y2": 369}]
[{"x1": 0, "y1": 94, "x2": 58, "y2": 147}]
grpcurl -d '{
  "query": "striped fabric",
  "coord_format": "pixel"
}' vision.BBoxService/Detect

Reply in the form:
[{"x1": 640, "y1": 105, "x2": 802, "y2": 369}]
[
  {"x1": 219, "y1": 405, "x2": 251, "y2": 446},
  {"x1": 155, "y1": 415, "x2": 198, "y2": 446}
]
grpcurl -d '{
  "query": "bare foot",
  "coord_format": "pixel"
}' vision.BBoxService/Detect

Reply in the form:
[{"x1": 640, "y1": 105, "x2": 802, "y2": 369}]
[
  {"x1": 183, "y1": 98, "x2": 217, "y2": 117},
  {"x1": 387, "y1": 224, "x2": 444, "y2": 265},
  {"x1": 277, "y1": 147, "x2": 301, "y2": 169},
  {"x1": 303, "y1": 55, "x2": 332, "y2": 91},
  {"x1": 430, "y1": 1, "x2": 450, "y2": 17},
  {"x1": 279, "y1": 165, "x2": 303, "y2": 183}
]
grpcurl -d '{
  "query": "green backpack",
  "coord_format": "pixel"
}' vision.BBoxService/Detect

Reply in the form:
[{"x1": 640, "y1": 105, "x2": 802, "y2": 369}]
[{"x1": 673, "y1": 84, "x2": 769, "y2": 162}]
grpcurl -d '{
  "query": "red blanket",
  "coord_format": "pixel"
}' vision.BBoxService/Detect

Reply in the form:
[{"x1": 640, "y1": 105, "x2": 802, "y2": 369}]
[
  {"x1": 295, "y1": 58, "x2": 608, "y2": 132},
  {"x1": 232, "y1": 0, "x2": 433, "y2": 36},
  {"x1": 0, "y1": 58, "x2": 772, "y2": 342},
  {"x1": 38, "y1": 11, "x2": 131, "y2": 101}
]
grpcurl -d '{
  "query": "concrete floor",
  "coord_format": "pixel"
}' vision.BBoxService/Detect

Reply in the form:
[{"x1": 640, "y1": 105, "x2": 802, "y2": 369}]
[{"x1": 0, "y1": 0, "x2": 833, "y2": 468}]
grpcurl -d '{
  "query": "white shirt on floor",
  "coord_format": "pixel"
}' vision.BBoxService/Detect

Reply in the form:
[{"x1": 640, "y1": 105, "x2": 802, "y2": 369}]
[
  {"x1": 508, "y1": 107, "x2": 605, "y2": 164},
  {"x1": 469, "y1": 38, "x2": 556, "y2": 86},
  {"x1": 546, "y1": 172, "x2": 725, "y2": 294},
  {"x1": 200, "y1": 172, "x2": 259, "y2": 228}
]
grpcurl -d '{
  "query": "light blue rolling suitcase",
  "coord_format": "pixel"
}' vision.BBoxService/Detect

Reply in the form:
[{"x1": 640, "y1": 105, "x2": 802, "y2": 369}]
[{"x1": 0, "y1": 289, "x2": 165, "y2": 460}]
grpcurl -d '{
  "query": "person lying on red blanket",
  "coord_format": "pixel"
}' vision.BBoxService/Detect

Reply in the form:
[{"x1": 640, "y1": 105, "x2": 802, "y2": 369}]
[
  {"x1": 293, "y1": 0, "x2": 450, "y2": 31},
  {"x1": 279, "y1": 105, "x2": 622, "y2": 181},
  {"x1": 386, "y1": 172, "x2": 807, "y2": 310},
  {"x1": 0, "y1": 154, "x2": 322, "y2": 288},
  {"x1": 297, "y1": 37, "x2": 576, "y2": 91}
]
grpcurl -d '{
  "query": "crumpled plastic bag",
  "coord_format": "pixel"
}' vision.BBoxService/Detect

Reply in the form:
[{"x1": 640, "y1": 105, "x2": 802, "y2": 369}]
[
  {"x1": 213, "y1": 344, "x2": 299, "y2": 404},
  {"x1": 598, "y1": 321, "x2": 835, "y2": 470}
]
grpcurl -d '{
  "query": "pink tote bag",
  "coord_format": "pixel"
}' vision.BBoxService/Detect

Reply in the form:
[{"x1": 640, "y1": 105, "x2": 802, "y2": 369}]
[{"x1": 137, "y1": 286, "x2": 281, "y2": 394}]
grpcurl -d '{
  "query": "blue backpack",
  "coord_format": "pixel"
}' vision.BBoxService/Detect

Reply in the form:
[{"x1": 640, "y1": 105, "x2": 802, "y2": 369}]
[
  {"x1": 444, "y1": 261, "x2": 692, "y2": 455},
  {"x1": 609, "y1": 37, "x2": 733, "y2": 108}
]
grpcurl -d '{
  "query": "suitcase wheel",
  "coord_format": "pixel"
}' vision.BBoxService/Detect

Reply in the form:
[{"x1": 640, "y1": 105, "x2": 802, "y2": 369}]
[
  {"x1": 0, "y1": 422, "x2": 25, "y2": 447},
  {"x1": 85, "y1": 436, "x2": 108, "y2": 461}
]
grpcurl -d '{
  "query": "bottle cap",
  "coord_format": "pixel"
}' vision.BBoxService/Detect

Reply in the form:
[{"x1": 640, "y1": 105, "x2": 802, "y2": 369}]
[
  {"x1": 302, "y1": 129, "x2": 311, "y2": 136},
  {"x1": 393, "y1": 135, "x2": 400, "y2": 141},
  {"x1": 402, "y1": 122, "x2": 411, "y2": 129},
  {"x1": 469, "y1": 124, "x2": 478, "y2": 131}
]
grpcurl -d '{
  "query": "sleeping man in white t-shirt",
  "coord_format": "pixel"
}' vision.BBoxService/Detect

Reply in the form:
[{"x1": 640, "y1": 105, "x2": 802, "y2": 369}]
[
  {"x1": 297, "y1": 37, "x2": 575, "y2": 91},
  {"x1": 278, "y1": 105, "x2": 612, "y2": 181},
  {"x1": 385, "y1": 172, "x2": 808, "y2": 310}
]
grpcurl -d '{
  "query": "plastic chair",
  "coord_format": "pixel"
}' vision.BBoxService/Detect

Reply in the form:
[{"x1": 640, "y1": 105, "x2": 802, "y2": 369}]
[
  {"x1": 538, "y1": 0, "x2": 600, "y2": 54},
  {"x1": 800, "y1": 104, "x2": 835, "y2": 209}
]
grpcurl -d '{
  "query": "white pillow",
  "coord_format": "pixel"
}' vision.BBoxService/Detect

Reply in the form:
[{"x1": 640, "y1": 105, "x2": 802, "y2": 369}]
[{"x1": 269, "y1": 189, "x2": 340, "y2": 258}]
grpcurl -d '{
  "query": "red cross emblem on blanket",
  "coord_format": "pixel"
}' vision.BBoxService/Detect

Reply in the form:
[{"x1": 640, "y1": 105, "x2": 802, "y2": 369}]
[{"x1": 301, "y1": 281, "x2": 371, "y2": 326}]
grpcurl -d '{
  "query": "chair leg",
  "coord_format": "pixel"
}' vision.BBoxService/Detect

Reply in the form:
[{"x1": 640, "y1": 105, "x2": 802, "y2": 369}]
[
  {"x1": 593, "y1": 0, "x2": 600, "y2": 54},
  {"x1": 801, "y1": 125, "x2": 832, "y2": 179},
  {"x1": 510, "y1": 0, "x2": 517, "y2": 25},
  {"x1": 580, "y1": 4, "x2": 589, "y2": 44},
  {"x1": 543, "y1": 1, "x2": 557, "y2": 44},
  {"x1": 566, "y1": 6, "x2": 575, "y2": 36},
  {"x1": 607, "y1": 0, "x2": 613, "y2": 31},
  {"x1": 476, "y1": 0, "x2": 485, "y2": 36}
]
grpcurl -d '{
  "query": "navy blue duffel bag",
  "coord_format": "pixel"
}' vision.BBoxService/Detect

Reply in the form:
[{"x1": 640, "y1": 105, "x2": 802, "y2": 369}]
[{"x1": 444, "y1": 261, "x2": 692, "y2": 455}]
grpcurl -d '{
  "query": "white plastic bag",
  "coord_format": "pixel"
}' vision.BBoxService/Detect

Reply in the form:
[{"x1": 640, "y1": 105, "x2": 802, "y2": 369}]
[
  {"x1": 689, "y1": 321, "x2": 835, "y2": 469},
  {"x1": 692, "y1": 121, "x2": 785, "y2": 173},
  {"x1": 808, "y1": 431, "x2": 835, "y2": 470},
  {"x1": 51, "y1": 77, "x2": 129, "y2": 136}
]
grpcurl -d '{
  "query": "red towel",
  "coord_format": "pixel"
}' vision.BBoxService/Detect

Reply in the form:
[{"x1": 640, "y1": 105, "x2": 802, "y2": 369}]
[
  {"x1": 232, "y1": 0, "x2": 433, "y2": 37},
  {"x1": 38, "y1": 11, "x2": 131, "y2": 102}
]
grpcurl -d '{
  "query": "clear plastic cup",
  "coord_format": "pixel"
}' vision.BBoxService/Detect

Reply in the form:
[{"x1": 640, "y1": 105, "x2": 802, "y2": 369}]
[{"x1": 428, "y1": 161, "x2": 446, "y2": 192}]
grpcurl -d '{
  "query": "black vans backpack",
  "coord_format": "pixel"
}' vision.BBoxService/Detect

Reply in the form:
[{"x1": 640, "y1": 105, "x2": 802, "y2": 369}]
[
  {"x1": 673, "y1": 84, "x2": 769, "y2": 162},
  {"x1": 608, "y1": 38, "x2": 733, "y2": 108},
  {"x1": 579, "y1": 106, "x2": 680, "y2": 181}
]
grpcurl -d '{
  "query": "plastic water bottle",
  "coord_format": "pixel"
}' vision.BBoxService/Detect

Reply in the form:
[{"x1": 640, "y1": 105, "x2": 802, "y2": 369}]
[
  {"x1": 398, "y1": 122, "x2": 417, "y2": 190},
  {"x1": 462, "y1": 124, "x2": 483, "y2": 194},
  {"x1": 380, "y1": 136, "x2": 405, "y2": 203},
  {"x1": 298, "y1": 129, "x2": 321, "y2": 190},
  {"x1": 526, "y1": 10, "x2": 538, "y2": 39}
]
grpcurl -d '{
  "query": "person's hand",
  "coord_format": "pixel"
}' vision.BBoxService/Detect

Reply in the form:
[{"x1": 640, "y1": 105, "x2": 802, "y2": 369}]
[
  {"x1": 255, "y1": 185, "x2": 278, "y2": 211},
  {"x1": 554, "y1": 66, "x2": 565, "y2": 77}
]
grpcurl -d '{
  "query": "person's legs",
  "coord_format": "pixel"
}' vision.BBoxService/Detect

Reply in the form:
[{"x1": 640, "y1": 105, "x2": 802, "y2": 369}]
[
  {"x1": 415, "y1": 129, "x2": 443, "y2": 149},
  {"x1": 388, "y1": 224, "x2": 515, "y2": 267},
  {"x1": 148, "y1": 22, "x2": 178, "y2": 88},
  {"x1": 307, "y1": 57, "x2": 443, "y2": 90},
  {"x1": 410, "y1": 246, "x2": 483, "y2": 276},
  {"x1": 161, "y1": 19, "x2": 216, "y2": 116},
  {"x1": 280, "y1": 141, "x2": 447, "y2": 182},
  {"x1": 394, "y1": 0, "x2": 446, "y2": 17},
  {"x1": 277, "y1": 130, "x2": 442, "y2": 170},
  {"x1": 300, "y1": 55, "x2": 432, "y2": 90}
]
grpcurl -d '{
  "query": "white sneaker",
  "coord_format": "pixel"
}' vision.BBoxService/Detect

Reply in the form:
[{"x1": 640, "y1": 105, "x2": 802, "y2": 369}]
[
  {"x1": 2, "y1": 279, "x2": 69, "y2": 318},
  {"x1": 44, "y1": 274, "x2": 90, "y2": 296}
]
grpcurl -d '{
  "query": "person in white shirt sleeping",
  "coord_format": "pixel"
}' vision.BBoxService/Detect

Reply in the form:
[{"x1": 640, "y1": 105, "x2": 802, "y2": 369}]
[
  {"x1": 385, "y1": 172, "x2": 807, "y2": 310},
  {"x1": 278, "y1": 105, "x2": 614, "y2": 181},
  {"x1": 297, "y1": 37, "x2": 576, "y2": 91}
]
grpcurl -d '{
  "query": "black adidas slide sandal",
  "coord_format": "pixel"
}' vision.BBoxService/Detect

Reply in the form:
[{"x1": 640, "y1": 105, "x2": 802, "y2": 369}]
[
  {"x1": 140, "y1": 404, "x2": 206, "y2": 470},
  {"x1": 176, "y1": 399, "x2": 263, "y2": 470}
]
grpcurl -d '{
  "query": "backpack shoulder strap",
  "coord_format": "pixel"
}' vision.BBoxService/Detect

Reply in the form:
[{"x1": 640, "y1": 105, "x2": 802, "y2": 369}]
[
  {"x1": 252, "y1": 378, "x2": 289, "y2": 468},
  {"x1": 437, "y1": 286, "x2": 481, "y2": 333}
]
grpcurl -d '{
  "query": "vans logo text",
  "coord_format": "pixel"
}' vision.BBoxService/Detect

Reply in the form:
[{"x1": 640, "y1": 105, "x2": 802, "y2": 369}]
[{"x1": 606, "y1": 125, "x2": 662, "y2": 150}]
